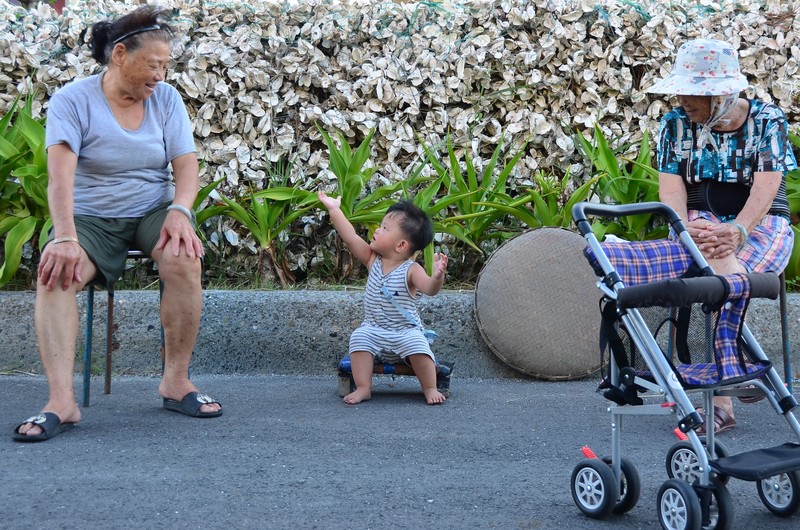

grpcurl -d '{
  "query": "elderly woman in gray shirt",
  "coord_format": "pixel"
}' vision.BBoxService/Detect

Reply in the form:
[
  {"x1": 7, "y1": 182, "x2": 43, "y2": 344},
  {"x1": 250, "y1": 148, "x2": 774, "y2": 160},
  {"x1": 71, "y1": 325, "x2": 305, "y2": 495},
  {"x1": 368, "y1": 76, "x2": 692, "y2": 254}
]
[{"x1": 14, "y1": 5, "x2": 222, "y2": 442}]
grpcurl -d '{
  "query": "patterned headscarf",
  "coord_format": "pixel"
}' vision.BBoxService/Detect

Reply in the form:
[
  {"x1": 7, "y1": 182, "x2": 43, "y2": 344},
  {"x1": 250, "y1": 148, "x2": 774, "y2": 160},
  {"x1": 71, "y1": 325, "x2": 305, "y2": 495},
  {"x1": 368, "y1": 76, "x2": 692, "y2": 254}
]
[{"x1": 696, "y1": 94, "x2": 738, "y2": 152}]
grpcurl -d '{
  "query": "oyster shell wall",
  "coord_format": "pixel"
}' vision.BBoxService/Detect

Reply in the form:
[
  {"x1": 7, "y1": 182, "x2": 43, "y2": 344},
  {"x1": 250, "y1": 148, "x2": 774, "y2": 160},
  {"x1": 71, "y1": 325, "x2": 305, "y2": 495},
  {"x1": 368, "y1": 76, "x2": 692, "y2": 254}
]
[{"x1": 1, "y1": 0, "x2": 798, "y2": 272}]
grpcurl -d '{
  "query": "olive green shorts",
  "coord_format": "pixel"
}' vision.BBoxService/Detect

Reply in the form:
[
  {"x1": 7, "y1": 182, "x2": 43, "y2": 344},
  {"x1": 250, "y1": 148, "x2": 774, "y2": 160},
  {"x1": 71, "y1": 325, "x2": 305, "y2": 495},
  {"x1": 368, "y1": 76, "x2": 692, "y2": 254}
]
[{"x1": 45, "y1": 202, "x2": 170, "y2": 289}]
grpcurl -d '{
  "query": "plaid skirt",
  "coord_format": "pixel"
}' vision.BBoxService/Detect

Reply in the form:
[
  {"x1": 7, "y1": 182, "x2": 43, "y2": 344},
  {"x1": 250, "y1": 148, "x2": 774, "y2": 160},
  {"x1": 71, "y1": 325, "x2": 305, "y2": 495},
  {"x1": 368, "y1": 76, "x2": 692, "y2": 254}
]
[{"x1": 689, "y1": 210, "x2": 794, "y2": 274}]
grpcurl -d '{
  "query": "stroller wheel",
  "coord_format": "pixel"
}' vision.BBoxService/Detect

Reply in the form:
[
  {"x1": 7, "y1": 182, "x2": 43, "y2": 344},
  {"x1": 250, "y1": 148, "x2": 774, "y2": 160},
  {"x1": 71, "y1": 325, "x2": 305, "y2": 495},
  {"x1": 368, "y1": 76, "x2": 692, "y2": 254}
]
[
  {"x1": 601, "y1": 456, "x2": 641, "y2": 514},
  {"x1": 757, "y1": 470, "x2": 800, "y2": 517},
  {"x1": 666, "y1": 438, "x2": 730, "y2": 485},
  {"x1": 571, "y1": 459, "x2": 619, "y2": 518},
  {"x1": 695, "y1": 479, "x2": 734, "y2": 530},
  {"x1": 657, "y1": 479, "x2": 702, "y2": 530}
]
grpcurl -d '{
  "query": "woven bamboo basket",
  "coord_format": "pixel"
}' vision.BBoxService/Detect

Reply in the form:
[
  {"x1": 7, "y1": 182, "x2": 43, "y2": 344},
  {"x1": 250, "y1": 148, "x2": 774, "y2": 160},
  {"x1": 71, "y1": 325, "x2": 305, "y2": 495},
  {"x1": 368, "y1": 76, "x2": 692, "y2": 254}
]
[{"x1": 474, "y1": 227, "x2": 602, "y2": 380}]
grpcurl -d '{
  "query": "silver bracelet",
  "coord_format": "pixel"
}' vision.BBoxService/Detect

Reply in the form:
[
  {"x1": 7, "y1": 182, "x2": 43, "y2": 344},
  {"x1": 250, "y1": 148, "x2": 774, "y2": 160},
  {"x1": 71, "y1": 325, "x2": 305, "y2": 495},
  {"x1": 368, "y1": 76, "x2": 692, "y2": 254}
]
[
  {"x1": 52, "y1": 236, "x2": 80, "y2": 245},
  {"x1": 734, "y1": 222, "x2": 748, "y2": 246},
  {"x1": 167, "y1": 204, "x2": 197, "y2": 226}
]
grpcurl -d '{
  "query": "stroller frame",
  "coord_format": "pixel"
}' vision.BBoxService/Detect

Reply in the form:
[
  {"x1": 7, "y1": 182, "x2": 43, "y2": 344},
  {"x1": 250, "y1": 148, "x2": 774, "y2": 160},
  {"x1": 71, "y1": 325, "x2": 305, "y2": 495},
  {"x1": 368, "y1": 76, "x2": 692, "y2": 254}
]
[{"x1": 570, "y1": 202, "x2": 800, "y2": 529}]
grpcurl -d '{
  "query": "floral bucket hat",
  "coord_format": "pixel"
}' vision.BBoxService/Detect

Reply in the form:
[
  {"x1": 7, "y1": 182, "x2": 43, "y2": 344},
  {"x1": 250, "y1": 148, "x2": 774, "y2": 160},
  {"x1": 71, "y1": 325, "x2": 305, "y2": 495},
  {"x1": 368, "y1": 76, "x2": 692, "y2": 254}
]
[{"x1": 647, "y1": 39, "x2": 749, "y2": 96}]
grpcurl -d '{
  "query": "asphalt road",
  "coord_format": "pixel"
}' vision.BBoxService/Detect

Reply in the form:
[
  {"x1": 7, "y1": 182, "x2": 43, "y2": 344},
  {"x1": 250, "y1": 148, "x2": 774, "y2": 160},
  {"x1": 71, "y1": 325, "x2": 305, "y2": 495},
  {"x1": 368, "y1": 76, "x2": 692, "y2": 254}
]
[{"x1": 2, "y1": 374, "x2": 800, "y2": 529}]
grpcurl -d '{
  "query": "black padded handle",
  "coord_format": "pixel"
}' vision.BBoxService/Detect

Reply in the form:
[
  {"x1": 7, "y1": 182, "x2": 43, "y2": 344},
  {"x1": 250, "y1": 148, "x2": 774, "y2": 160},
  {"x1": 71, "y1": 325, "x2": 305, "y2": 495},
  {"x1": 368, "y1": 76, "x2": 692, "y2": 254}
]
[{"x1": 617, "y1": 272, "x2": 780, "y2": 308}]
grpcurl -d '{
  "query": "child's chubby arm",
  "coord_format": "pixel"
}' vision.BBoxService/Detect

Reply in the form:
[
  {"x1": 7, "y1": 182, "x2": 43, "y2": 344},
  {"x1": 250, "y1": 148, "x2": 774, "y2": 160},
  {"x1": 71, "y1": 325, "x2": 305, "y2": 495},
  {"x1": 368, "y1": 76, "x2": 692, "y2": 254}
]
[
  {"x1": 408, "y1": 252, "x2": 448, "y2": 296},
  {"x1": 318, "y1": 190, "x2": 375, "y2": 267}
]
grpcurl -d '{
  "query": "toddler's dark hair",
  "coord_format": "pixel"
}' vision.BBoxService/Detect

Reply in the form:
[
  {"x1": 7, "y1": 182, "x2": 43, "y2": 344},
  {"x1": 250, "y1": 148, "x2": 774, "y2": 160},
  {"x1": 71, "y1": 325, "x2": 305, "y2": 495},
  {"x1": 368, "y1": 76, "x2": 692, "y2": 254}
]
[
  {"x1": 88, "y1": 5, "x2": 175, "y2": 65},
  {"x1": 386, "y1": 201, "x2": 433, "y2": 255}
]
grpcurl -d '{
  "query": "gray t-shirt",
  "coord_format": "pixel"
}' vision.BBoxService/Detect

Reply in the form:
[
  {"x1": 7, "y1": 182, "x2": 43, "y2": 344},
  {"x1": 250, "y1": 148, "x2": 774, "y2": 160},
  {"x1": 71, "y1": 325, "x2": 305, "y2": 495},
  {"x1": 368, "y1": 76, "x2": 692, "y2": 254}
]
[{"x1": 45, "y1": 72, "x2": 197, "y2": 217}]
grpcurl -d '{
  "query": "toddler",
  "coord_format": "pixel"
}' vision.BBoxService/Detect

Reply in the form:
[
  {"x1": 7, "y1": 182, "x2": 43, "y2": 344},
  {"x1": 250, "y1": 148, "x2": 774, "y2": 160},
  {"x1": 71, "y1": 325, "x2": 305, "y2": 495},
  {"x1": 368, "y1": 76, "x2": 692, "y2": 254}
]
[{"x1": 318, "y1": 191, "x2": 448, "y2": 405}]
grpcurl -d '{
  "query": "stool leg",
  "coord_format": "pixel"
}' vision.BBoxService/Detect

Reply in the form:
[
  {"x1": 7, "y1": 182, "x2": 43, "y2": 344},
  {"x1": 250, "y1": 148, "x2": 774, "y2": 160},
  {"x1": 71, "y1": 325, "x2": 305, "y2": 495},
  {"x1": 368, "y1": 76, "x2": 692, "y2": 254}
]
[
  {"x1": 159, "y1": 280, "x2": 165, "y2": 374},
  {"x1": 780, "y1": 271, "x2": 793, "y2": 394},
  {"x1": 83, "y1": 287, "x2": 94, "y2": 408},
  {"x1": 105, "y1": 289, "x2": 114, "y2": 395}
]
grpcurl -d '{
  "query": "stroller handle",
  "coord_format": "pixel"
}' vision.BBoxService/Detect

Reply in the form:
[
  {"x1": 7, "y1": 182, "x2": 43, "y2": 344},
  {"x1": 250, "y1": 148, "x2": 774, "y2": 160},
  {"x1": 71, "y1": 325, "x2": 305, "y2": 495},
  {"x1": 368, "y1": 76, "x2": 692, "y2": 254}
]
[
  {"x1": 617, "y1": 272, "x2": 780, "y2": 309},
  {"x1": 572, "y1": 202, "x2": 684, "y2": 236}
]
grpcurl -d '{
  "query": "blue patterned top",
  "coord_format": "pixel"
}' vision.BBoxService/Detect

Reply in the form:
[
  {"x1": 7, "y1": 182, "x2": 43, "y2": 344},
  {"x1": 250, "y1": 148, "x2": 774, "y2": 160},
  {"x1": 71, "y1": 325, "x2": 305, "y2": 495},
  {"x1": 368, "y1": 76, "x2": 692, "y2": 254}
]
[{"x1": 655, "y1": 99, "x2": 795, "y2": 217}]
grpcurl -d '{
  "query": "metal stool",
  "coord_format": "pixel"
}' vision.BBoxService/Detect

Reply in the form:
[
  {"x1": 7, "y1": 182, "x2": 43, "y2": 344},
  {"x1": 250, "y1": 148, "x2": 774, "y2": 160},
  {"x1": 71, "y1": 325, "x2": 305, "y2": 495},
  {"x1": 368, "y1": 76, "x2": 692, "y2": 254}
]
[
  {"x1": 779, "y1": 271, "x2": 794, "y2": 393},
  {"x1": 82, "y1": 250, "x2": 161, "y2": 407}
]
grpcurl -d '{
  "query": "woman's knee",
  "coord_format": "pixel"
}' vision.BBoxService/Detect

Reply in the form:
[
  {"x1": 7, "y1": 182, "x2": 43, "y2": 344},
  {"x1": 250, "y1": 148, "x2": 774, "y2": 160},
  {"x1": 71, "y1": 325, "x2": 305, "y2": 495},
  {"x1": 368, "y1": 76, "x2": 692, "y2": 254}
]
[{"x1": 157, "y1": 253, "x2": 202, "y2": 284}]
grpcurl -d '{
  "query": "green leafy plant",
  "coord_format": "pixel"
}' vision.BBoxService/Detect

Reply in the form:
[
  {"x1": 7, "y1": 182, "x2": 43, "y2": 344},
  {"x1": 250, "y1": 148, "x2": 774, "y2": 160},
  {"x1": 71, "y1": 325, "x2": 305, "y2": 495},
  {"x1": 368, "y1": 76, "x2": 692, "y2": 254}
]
[
  {"x1": 315, "y1": 126, "x2": 484, "y2": 279},
  {"x1": 183, "y1": 174, "x2": 230, "y2": 287},
  {"x1": 576, "y1": 124, "x2": 667, "y2": 241},
  {"x1": 0, "y1": 93, "x2": 51, "y2": 287},
  {"x1": 418, "y1": 132, "x2": 528, "y2": 279},
  {"x1": 218, "y1": 183, "x2": 319, "y2": 288},
  {"x1": 316, "y1": 124, "x2": 381, "y2": 218},
  {"x1": 477, "y1": 170, "x2": 600, "y2": 229},
  {"x1": 424, "y1": 133, "x2": 526, "y2": 245},
  {"x1": 316, "y1": 124, "x2": 430, "y2": 279},
  {"x1": 785, "y1": 224, "x2": 800, "y2": 285},
  {"x1": 193, "y1": 175, "x2": 227, "y2": 226},
  {"x1": 399, "y1": 160, "x2": 478, "y2": 275}
]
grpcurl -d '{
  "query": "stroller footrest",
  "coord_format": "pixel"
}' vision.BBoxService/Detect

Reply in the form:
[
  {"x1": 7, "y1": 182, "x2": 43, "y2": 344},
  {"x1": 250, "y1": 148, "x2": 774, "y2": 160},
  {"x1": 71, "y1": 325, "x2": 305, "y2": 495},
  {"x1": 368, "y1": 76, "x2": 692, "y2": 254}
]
[{"x1": 710, "y1": 442, "x2": 800, "y2": 481}]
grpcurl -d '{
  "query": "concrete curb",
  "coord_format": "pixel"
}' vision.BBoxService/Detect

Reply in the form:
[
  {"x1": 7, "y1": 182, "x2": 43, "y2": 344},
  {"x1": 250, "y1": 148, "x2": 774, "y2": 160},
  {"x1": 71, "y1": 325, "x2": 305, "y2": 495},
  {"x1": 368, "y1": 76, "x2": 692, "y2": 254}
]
[{"x1": 1, "y1": 290, "x2": 797, "y2": 380}]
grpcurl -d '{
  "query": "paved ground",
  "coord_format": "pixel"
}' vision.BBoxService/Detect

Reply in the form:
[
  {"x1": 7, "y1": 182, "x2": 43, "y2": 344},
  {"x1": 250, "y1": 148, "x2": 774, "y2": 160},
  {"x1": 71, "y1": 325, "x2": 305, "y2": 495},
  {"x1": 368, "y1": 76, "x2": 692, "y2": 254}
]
[{"x1": 2, "y1": 374, "x2": 800, "y2": 529}]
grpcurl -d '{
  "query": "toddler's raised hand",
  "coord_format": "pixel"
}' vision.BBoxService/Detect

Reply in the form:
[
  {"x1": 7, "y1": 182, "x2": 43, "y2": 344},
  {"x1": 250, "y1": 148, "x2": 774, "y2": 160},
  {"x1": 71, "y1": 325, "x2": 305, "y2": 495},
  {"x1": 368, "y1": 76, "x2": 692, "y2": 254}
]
[
  {"x1": 318, "y1": 190, "x2": 342, "y2": 211},
  {"x1": 433, "y1": 252, "x2": 448, "y2": 279}
]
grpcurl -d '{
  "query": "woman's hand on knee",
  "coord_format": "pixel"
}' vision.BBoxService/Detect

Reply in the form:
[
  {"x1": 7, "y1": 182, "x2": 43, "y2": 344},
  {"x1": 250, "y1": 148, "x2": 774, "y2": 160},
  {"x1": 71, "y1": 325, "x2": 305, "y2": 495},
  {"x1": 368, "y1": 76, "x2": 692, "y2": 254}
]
[
  {"x1": 37, "y1": 241, "x2": 84, "y2": 291},
  {"x1": 155, "y1": 211, "x2": 204, "y2": 259}
]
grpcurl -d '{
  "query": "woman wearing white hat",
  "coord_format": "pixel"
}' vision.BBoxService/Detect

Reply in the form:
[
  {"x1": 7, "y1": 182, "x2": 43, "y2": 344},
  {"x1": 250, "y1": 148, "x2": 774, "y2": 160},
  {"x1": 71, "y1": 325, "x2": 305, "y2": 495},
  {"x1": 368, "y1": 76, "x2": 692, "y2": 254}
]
[{"x1": 648, "y1": 38, "x2": 797, "y2": 434}]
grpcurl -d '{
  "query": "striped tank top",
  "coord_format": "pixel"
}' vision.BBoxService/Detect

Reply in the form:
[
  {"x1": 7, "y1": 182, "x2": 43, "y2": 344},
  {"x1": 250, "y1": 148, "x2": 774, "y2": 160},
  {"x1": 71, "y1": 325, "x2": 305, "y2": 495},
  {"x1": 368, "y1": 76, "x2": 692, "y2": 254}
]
[{"x1": 362, "y1": 257, "x2": 422, "y2": 331}]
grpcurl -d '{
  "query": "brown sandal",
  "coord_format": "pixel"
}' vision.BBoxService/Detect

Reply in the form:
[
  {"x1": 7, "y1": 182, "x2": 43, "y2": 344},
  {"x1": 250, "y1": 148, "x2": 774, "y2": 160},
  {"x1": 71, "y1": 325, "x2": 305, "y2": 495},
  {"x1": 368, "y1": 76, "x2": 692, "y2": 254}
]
[{"x1": 696, "y1": 406, "x2": 736, "y2": 435}]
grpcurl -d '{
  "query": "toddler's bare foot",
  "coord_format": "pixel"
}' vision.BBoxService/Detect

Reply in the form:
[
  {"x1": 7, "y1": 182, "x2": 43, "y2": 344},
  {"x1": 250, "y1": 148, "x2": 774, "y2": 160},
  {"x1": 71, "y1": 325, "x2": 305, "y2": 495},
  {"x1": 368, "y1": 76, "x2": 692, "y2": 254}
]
[
  {"x1": 344, "y1": 388, "x2": 371, "y2": 404},
  {"x1": 424, "y1": 388, "x2": 446, "y2": 405}
]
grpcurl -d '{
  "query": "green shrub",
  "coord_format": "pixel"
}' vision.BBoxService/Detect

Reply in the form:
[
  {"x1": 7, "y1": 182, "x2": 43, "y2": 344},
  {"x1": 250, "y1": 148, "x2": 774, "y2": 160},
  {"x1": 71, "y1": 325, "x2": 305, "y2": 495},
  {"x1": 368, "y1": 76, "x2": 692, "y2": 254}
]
[
  {"x1": 576, "y1": 124, "x2": 667, "y2": 241},
  {"x1": 0, "y1": 93, "x2": 51, "y2": 288}
]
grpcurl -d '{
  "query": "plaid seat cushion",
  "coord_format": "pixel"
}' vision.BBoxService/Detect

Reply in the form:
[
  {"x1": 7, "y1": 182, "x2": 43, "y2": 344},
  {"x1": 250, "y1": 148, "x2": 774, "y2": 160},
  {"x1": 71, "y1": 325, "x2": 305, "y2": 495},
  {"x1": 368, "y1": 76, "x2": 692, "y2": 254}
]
[{"x1": 585, "y1": 239, "x2": 769, "y2": 387}]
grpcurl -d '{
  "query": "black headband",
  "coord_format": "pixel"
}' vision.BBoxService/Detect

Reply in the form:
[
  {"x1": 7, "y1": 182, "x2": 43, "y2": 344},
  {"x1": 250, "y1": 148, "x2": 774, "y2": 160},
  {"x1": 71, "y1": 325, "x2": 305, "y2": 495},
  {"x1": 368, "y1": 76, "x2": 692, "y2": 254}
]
[{"x1": 112, "y1": 24, "x2": 163, "y2": 45}]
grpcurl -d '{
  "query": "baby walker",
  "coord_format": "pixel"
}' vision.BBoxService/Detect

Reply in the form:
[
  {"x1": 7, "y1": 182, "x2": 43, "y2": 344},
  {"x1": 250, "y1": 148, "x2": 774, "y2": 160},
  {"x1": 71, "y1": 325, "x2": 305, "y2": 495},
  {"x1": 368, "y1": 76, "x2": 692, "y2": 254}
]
[{"x1": 569, "y1": 202, "x2": 800, "y2": 530}]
